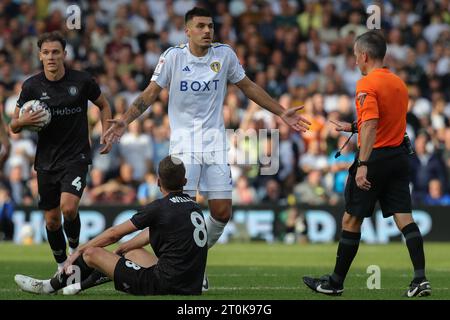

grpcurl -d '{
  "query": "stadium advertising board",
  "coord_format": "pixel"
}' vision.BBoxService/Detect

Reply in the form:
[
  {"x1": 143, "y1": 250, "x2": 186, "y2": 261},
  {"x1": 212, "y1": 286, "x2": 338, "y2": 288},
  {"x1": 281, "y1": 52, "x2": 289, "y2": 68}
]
[{"x1": 11, "y1": 205, "x2": 448, "y2": 244}]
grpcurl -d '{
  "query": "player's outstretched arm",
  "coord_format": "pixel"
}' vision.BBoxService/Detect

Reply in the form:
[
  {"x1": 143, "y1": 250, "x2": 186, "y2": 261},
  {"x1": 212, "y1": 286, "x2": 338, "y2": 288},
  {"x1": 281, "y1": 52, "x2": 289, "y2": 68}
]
[
  {"x1": 92, "y1": 93, "x2": 113, "y2": 154},
  {"x1": 64, "y1": 220, "x2": 138, "y2": 272},
  {"x1": 235, "y1": 76, "x2": 311, "y2": 132},
  {"x1": 104, "y1": 81, "x2": 162, "y2": 144}
]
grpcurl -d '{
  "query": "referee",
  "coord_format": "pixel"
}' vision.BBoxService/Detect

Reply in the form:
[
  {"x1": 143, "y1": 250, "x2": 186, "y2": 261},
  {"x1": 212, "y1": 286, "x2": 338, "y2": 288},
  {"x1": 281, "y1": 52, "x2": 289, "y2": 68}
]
[{"x1": 303, "y1": 31, "x2": 431, "y2": 297}]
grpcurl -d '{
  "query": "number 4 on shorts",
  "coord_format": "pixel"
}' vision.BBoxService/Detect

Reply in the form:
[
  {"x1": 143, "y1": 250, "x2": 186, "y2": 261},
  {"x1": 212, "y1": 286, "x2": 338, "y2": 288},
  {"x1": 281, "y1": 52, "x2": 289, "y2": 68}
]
[{"x1": 72, "y1": 176, "x2": 82, "y2": 191}]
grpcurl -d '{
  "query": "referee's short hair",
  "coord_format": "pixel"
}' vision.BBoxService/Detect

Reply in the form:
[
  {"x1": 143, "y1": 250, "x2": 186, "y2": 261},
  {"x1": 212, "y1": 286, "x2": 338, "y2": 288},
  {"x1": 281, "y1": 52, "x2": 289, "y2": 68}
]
[
  {"x1": 185, "y1": 7, "x2": 212, "y2": 24},
  {"x1": 158, "y1": 156, "x2": 186, "y2": 191},
  {"x1": 355, "y1": 31, "x2": 386, "y2": 60},
  {"x1": 37, "y1": 31, "x2": 66, "y2": 50}
]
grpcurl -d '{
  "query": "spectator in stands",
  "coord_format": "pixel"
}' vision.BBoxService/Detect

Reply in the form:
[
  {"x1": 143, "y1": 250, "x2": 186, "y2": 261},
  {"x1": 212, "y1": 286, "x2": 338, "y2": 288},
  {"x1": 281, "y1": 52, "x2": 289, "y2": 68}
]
[
  {"x1": 327, "y1": 135, "x2": 356, "y2": 194},
  {"x1": 410, "y1": 131, "x2": 447, "y2": 204},
  {"x1": 0, "y1": 185, "x2": 14, "y2": 241},
  {"x1": 137, "y1": 171, "x2": 162, "y2": 205},
  {"x1": 293, "y1": 169, "x2": 338, "y2": 206},
  {"x1": 0, "y1": 1, "x2": 448, "y2": 207},
  {"x1": 232, "y1": 175, "x2": 257, "y2": 205},
  {"x1": 423, "y1": 179, "x2": 450, "y2": 206},
  {"x1": 299, "y1": 139, "x2": 328, "y2": 177},
  {"x1": 119, "y1": 120, "x2": 154, "y2": 182},
  {"x1": 261, "y1": 179, "x2": 285, "y2": 205}
]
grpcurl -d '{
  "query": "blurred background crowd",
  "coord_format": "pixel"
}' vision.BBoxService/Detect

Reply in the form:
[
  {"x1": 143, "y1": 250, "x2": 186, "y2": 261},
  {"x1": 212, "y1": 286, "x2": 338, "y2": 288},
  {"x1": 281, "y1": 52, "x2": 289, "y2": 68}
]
[{"x1": 0, "y1": 0, "x2": 449, "y2": 213}]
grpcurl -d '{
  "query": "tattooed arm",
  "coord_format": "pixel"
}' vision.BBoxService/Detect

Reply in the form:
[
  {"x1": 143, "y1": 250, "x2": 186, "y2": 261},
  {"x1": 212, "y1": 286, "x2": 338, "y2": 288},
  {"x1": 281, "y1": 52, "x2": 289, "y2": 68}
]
[
  {"x1": 122, "y1": 81, "x2": 163, "y2": 125},
  {"x1": 104, "y1": 82, "x2": 163, "y2": 143}
]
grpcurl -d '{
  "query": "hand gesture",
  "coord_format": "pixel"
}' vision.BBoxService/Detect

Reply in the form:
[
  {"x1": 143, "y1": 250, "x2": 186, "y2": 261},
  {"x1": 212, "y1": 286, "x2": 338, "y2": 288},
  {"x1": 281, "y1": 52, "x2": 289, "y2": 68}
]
[
  {"x1": 330, "y1": 120, "x2": 353, "y2": 133},
  {"x1": 355, "y1": 166, "x2": 371, "y2": 191},
  {"x1": 280, "y1": 105, "x2": 311, "y2": 132},
  {"x1": 103, "y1": 118, "x2": 127, "y2": 144},
  {"x1": 99, "y1": 132, "x2": 113, "y2": 154}
]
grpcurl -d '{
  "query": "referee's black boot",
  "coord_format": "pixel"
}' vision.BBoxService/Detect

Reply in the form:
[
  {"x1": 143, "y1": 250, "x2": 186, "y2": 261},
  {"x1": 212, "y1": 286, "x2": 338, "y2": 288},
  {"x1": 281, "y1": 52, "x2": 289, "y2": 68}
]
[
  {"x1": 303, "y1": 275, "x2": 344, "y2": 296},
  {"x1": 404, "y1": 279, "x2": 431, "y2": 297}
]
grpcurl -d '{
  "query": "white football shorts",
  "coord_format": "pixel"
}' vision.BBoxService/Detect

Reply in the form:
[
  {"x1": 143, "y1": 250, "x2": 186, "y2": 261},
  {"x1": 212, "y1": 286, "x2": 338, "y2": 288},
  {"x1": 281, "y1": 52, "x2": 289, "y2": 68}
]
[{"x1": 170, "y1": 151, "x2": 232, "y2": 200}]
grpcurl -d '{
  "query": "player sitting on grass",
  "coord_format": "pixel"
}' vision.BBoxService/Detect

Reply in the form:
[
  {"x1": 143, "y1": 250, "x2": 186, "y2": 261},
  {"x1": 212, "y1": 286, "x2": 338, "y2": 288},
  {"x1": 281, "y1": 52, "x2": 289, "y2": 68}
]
[{"x1": 15, "y1": 156, "x2": 208, "y2": 296}]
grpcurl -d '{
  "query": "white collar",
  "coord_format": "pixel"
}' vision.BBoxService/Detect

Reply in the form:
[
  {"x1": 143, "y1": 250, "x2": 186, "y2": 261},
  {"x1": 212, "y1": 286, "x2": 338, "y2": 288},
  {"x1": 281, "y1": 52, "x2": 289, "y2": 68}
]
[{"x1": 186, "y1": 43, "x2": 211, "y2": 64}]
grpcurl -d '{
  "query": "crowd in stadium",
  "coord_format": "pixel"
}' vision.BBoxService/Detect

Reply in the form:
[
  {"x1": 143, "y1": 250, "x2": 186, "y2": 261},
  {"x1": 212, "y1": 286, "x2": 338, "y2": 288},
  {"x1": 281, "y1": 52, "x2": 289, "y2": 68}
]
[{"x1": 0, "y1": 0, "x2": 449, "y2": 209}]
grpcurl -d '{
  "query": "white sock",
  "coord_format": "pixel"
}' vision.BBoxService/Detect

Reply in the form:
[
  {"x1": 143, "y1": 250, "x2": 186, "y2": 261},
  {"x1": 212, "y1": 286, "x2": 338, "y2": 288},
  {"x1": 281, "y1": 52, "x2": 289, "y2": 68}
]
[
  {"x1": 57, "y1": 262, "x2": 65, "y2": 272},
  {"x1": 69, "y1": 247, "x2": 78, "y2": 255},
  {"x1": 70, "y1": 283, "x2": 81, "y2": 290},
  {"x1": 206, "y1": 215, "x2": 227, "y2": 249},
  {"x1": 42, "y1": 280, "x2": 55, "y2": 293}
]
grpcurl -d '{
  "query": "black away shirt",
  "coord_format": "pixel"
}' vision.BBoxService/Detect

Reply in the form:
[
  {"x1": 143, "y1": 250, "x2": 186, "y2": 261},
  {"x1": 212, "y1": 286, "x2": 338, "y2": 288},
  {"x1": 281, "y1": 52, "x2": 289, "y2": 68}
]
[
  {"x1": 130, "y1": 192, "x2": 208, "y2": 295},
  {"x1": 16, "y1": 69, "x2": 101, "y2": 171}
]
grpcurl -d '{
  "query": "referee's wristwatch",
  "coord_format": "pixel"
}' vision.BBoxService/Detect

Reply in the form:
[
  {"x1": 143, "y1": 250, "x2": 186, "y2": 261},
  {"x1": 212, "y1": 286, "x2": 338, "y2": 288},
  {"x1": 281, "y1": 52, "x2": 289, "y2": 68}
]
[{"x1": 357, "y1": 159, "x2": 369, "y2": 167}]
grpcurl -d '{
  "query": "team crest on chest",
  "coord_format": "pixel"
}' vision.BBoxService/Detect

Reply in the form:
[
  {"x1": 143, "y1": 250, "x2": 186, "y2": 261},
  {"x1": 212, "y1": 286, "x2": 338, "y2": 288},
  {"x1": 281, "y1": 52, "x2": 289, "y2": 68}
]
[
  {"x1": 210, "y1": 61, "x2": 221, "y2": 73},
  {"x1": 68, "y1": 86, "x2": 78, "y2": 96}
]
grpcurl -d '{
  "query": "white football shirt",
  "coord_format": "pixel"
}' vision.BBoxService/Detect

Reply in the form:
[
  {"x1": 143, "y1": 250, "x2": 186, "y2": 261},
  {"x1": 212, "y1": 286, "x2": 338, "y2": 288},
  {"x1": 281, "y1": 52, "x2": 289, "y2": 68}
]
[{"x1": 151, "y1": 42, "x2": 245, "y2": 153}]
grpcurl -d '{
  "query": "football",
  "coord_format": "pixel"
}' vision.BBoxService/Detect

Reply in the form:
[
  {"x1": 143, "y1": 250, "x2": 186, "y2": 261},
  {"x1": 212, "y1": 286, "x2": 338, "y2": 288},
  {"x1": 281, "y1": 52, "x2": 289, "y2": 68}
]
[{"x1": 19, "y1": 100, "x2": 52, "y2": 132}]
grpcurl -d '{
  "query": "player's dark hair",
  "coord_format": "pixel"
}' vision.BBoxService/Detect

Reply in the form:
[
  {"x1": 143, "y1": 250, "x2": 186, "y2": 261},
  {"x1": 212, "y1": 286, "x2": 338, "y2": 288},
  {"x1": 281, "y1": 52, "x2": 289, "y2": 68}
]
[
  {"x1": 355, "y1": 31, "x2": 386, "y2": 60},
  {"x1": 37, "y1": 31, "x2": 66, "y2": 50},
  {"x1": 185, "y1": 7, "x2": 212, "y2": 24},
  {"x1": 158, "y1": 156, "x2": 186, "y2": 191}
]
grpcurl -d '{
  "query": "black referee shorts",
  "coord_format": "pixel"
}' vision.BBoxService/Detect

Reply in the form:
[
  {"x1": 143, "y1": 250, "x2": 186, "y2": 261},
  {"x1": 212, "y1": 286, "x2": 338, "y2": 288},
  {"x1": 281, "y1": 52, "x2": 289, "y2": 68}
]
[{"x1": 344, "y1": 147, "x2": 412, "y2": 218}]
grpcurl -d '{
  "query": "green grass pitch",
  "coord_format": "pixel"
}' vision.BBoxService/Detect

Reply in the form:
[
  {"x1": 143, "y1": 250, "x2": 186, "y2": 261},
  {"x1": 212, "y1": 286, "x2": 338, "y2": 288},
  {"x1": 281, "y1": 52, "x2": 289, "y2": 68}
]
[{"x1": 1, "y1": 242, "x2": 449, "y2": 300}]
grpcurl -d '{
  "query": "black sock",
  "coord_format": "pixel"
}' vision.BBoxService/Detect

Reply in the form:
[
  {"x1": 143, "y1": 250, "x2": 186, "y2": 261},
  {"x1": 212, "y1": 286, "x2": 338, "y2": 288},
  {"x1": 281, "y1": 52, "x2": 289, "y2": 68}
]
[
  {"x1": 401, "y1": 222, "x2": 426, "y2": 282},
  {"x1": 80, "y1": 270, "x2": 111, "y2": 290},
  {"x1": 331, "y1": 230, "x2": 361, "y2": 287},
  {"x1": 50, "y1": 255, "x2": 94, "y2": 290},
  {"x1": 64, "y1": 214, "x2": 81, "y2": 249},
  {"x1": 46, "y1": 227, "x2": 67, "y2": 264}
]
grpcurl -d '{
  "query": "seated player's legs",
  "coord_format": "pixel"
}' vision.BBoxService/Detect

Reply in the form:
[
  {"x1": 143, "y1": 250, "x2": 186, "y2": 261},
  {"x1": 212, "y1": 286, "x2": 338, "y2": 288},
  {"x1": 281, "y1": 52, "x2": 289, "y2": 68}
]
[
  {"x1": 64, "y1": 248, "x2": 158, "y2": 295},
  {"x1": 123, "y1": 248, "x2": 158, "y2": 268},
  {"x1": 113, "y1": 256, "x2": 160, "y2": 295},
  {"x1": 171, "y1": 153, "x2": 201, "y2": 198},
  {"x1": 83, "y1": 247, "x2": 160, "y2": 295},
  {"x1": 82, "y1": 247, "x2": 120, "y2": 279}
]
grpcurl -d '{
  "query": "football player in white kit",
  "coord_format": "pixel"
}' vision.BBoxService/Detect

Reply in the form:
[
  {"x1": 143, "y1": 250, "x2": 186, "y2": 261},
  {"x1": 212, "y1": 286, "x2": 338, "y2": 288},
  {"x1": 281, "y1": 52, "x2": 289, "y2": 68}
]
[{"x1": 105, "y1": 7, "x2": 310, "y2": 289}]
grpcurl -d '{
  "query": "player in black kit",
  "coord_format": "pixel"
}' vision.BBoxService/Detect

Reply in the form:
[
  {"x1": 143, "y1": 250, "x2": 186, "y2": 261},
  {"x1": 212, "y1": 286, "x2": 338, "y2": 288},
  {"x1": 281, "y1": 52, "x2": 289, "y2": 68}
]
[
  {"x1": 15, "y1": 156, "x2": 208, "y2": 296},
  {"x1": 10, "y1": 32, "x2": 112, "y2": 272}
]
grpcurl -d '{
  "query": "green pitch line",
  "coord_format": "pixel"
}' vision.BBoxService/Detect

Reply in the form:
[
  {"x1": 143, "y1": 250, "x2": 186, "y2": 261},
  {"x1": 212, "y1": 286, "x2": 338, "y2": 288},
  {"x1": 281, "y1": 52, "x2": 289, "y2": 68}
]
[{"x1": 1, "y1": 243, "x2": 449, "y2": 300}]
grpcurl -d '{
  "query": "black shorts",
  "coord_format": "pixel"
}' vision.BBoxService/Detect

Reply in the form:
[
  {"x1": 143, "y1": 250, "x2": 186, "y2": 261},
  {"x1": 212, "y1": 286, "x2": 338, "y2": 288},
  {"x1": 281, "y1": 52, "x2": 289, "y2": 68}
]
[
  {"x1": 113, "y1": 257, "x2": 160, "y2": 295},
  {"x1": 37, "y1": 163, "x2": 88, "y2": 210},
  {"x1": 344, "y1": 147, "x2": 412, "y2": 218}
]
